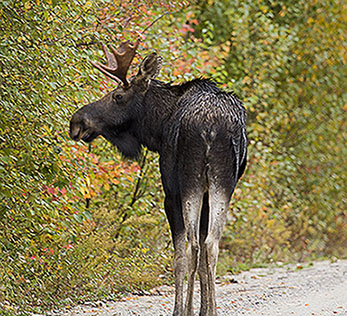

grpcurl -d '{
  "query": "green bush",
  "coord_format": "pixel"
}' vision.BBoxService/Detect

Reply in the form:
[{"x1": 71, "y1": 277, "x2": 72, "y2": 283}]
[
  {"x1": 0, "y1": 0, "x2": 186, "y2": 312},
  {"x1": 194, "y1": 0, "x2": 346, "y2": 267}
]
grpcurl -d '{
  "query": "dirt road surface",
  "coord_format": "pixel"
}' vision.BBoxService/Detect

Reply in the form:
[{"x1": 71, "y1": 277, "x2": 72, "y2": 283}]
[{"x1": 58, "y1": 260, "x2": 347, "y2": 316}]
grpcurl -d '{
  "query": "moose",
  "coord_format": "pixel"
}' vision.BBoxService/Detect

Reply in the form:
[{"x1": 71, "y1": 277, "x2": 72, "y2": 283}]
[{"x1": 69, "y1": 40, "x2": 247, "y2": 316}]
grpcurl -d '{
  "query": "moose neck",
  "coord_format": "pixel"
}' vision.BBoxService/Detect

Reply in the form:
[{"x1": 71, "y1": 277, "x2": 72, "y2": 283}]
[{"x1": 128, "y1": 80, "x2": 183, "y2": 155}]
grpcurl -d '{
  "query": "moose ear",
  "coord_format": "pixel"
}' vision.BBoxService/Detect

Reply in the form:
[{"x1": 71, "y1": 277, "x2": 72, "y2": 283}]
[{"x1": 134, "y1": 53, "x2": 162, "y2": 87}]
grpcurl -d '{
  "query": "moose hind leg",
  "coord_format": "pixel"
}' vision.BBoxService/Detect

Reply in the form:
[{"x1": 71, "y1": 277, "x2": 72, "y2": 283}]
[
  {"x1": 182, "y1": 192, "x2": 204, "y2": 316},
  {"x1": 198, "y1": 192, "x2": 209, "y2": 316},
  {"x1": 205, "y1": 186, "x2": 230, "y2": 316},
  {"x1": 173, "y1": 232, "x2": 186, "y2": 316}
]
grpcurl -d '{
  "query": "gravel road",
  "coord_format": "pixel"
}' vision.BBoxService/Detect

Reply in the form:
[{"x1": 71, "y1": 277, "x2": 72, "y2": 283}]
[{"x1": 60, "y1": 260, "x2": 347, "y2": 316}]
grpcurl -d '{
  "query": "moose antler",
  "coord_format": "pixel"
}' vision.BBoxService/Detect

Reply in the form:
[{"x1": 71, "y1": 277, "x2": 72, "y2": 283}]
[{"x1": 91, "y1": 40, "x2": 139, "y2": 86}]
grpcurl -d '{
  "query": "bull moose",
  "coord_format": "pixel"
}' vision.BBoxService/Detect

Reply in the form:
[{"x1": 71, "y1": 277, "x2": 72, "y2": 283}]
[{"x1": 69, "y1": 40, "x2": 247, "y2": 316}]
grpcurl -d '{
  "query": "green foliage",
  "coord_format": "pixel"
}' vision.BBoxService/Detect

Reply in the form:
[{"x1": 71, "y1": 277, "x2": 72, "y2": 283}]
[
  {"x1": 0, "y1": 0, "x2": 346, "y2": 313},
  {"x1": 0, "y1": 0, "x2": 185, "y2": 312},
  {"x1": 193, "y1": 0, "x2": 346, "y2": 266}
]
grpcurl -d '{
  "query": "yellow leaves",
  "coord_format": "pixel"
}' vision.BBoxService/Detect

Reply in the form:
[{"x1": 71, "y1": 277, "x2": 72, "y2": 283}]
[
  {"x1": 141, "y1": 247, "x2": 149, "y2": 254},
  {"x1": 83, "y1": 1, "x2": 92, "y2": 10},
  {"x1": 85, "y1": 176, "x2": 91, "y2": 188},
  {"x1": 125, "y1": 175, "x2": 134, "y2": 183},
  {"x1": 265, "y1": 219, "x2": 275, "y2": 229},
  {"x1": 40, "y1": 233, "x2": 53, "y2": 244},
  {"x1": 259, "y1": 5, "x2": 268, "y2": 14},
  {"x1": 80, "y1": 176, "x2": 98, "y2": 199},
  {"x1": 242, "y1": 76, "x2": 251, "y2": 84},
  {"x1": 221, "y1": 42, "x2": 231, "y2": 54},
  {"x1": 281, "y1": 230, "x2": 291, "y2": 240},
  {"x1": 279, "y1": 6, "x2": 287, "y2": 17},
  {"x1": 307, "y1": 17, "x2": 314, "y2": 24},
  {"x1": 173, "y1": 69, "x2": 181, "y2": 76},
  {"x1": 80, "y1": 185, "x2": 91, "y2": 199},
  {"x1": 24, "y1": 2, "x2": 32, "y2": 11},
  {"x1": 42, "y1": 124, "x2": 53, "y2": 137},
  {"x1": 103, "y1": 182, "x2": 110, "y2": 191},
  {"x1": 3, "y1": 305, "x2": 15, "y2": 312},
  {"x1": 110, "y1": 177, "x2": 120, "y2": 185},
  {"x1": 261, "y1": 40, "x2": 271, "y2": 45}
]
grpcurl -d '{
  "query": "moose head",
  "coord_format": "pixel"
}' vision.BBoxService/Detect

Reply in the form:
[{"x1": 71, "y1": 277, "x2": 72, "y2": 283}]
[{"x1": 69, "y1": 40, "x2": 162, "y2": 157}]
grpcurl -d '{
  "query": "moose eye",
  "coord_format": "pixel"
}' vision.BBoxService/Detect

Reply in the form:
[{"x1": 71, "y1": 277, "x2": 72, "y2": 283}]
[{"x1": 114, "y1": 94, "x2": 123, "y2": 102}]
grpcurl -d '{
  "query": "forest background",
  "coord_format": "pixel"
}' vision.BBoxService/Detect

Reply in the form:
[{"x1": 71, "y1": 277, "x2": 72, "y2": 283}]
[{"x1": 0, "y1": 0, "x2": 346, "y2": 314}]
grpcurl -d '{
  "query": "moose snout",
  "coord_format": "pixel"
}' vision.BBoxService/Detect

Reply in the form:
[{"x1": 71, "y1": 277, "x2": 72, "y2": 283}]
[
  {"x1": 69, "y1": 122, "x2": 82, "y2": 141},
  {"x1": 69, "y1": 113, "x2": 84, "y2": 141},
  {"x1": 69, "y1": 112, "x2": 91, "y2": 142},
  {"x1": 69, "y1": 111, "x2": 100, "y2": 143}
]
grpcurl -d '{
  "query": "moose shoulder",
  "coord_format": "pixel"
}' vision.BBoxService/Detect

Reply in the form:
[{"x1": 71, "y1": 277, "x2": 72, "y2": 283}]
[{"x1": 69, "y1": 41, "x2": 247, "y2": 316}]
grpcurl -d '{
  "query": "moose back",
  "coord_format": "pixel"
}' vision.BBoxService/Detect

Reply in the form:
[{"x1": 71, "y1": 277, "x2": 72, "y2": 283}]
[{"x1": 69, "y1": 41, "x2": 247, "y2": 316}]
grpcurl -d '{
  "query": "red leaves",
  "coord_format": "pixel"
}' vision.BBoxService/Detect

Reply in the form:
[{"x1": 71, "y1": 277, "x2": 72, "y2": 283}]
[
  {"x1": 46, "y1": 186, "x2": 56, "y2": 195},
  {"x1": 42, "y1": 247, "x2": 54, "y2": 255},
  {"x1": 66, "y1": 243, "x2": 74, "y2": 250},
  {"x1": 42, "y1": 185, "x2": 69, "y2": 202},
  {"x1": 179, "y1": 23, "x2": 195, "y2": 36},
  {"x1": 60, "y1": 187, "x2": 67, "y2": 196}
]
